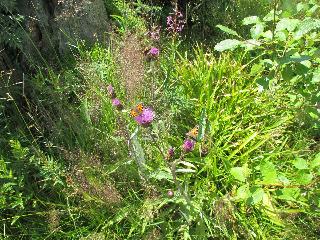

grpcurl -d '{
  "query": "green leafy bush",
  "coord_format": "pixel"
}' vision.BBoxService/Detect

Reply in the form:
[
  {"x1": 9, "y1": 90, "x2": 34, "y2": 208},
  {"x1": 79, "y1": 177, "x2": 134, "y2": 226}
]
[{"x1": 215, "y1": 0, "x2": 320, "y2": 130}]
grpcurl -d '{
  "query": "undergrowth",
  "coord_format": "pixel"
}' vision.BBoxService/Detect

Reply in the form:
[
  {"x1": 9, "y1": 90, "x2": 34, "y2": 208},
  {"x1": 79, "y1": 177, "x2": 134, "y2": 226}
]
[{"x1": 0, "y1": 0, "x2": 319, "y2": 239}]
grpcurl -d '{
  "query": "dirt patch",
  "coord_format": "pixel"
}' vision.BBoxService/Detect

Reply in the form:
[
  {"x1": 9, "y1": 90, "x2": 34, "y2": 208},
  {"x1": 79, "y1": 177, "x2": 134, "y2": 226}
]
[
  {"x1": 118, "y1": 34, "x2": 145, "y2": 102},
  {"x1": 63, "y1": 150, "x2": 122, "y2": 205}
]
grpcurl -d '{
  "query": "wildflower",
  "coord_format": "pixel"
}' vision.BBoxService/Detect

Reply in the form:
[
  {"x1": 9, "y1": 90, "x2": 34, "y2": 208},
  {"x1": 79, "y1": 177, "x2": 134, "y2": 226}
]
[
  {"x1": 148, "y1": 47, "x2": 160, "y2": 57},
  {"x1": 166, "y1": 147, "x2": 174, "y2": 160},
  {"x1": 167, "y1": 189, "x2": 174, "y2": 198},
  {"x1": 107, "y1": 84, "x2": 116, "y2": 98},
  {"x1": 112, "y1": 98, "x2": 123, "y2": 110},
  {"x1": 134, "y1": 108, "x2": 155, "y2": 127},
  {"x1": 167, "y1": 9, "x2": 185, "y2": 34},
  {"x1": 182, "y1": 139, "x2": 195, "y2": 153}
]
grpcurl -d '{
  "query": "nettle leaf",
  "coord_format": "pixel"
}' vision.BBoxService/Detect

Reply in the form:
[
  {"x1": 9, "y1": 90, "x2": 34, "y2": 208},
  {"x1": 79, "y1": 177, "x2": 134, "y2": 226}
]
[
  {"x1": 256, "y1": 76, "x2": 271, "y2": 90},
  {"x1": 260, "y1": 161, "x2": 278, "y2": 184},
  {"x1": 241, "y1": 39, "x2": 261, "y2": 50},
  {"x1": 230, "y1": 167, "x2": 246, "y2": 182},
  {"x1": 250, "y1": 63, "x2": 264, "y2": 76},
  {"x1": 230, "y1": 164, "x2": 250, "y2": 182},
  {"x1": 214, "y1": 39, "x2": 241, "y2": 52},
  {"x1": 294, "y1": 170, "x2": 313, "y2": 185},
  {"x1": 278, "y1": 174, "x2": 291, "y2": 185},
  {"x1": 242, "y1": 16, "x2": 260, "y2": 25},
  {"x1": 150, "y1": 169, "x2": 173, "y2": 181},
  {"x1": 216, "y1": 25, "x2": 240, "y2": 37},
  {"x1": 310, "y1": 153, "x2": 320, "y2": 169},
  {"x1": 262, "y1": 30, "x2": 273, "y2": 40},
  {"x1": 293, "y1": 158, "x2": 309, "y2": 170},
  {"x1": 276, "y1": 18, "x2": 300, "y2": 32},
  {"x1": 276, "y1": 31, "x2": 288, "y2": 41},
  {"x1": 236, "y1": 184, "x2": 250, "y2": 200},
  {"x1": 308, "y1": 5, "x2": 320, "y2": 15},
  {"x1": 312, "y1": 69, "x2": 320, "y2": 84},
  {"x1": 297, "y1": 3, "x2": 308, "y2": 12},
  {"x1": 294, "y1": 18, "x2": 320, "y2": 39},
  {"x1": 275, "y1": 188, "x2": 300, "y2": 201},
  {"x1": 250, "y1": 23, "x2": 265, "y2": 39},
  {"x1": 248, "y1": 187, "x2": 264, "y2": 205}
]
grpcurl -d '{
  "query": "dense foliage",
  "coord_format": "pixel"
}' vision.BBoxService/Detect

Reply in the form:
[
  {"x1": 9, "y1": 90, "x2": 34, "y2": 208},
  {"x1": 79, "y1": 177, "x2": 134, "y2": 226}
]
[{"x1": 0, "y1": 0, "x2": 319, "y2": 239}]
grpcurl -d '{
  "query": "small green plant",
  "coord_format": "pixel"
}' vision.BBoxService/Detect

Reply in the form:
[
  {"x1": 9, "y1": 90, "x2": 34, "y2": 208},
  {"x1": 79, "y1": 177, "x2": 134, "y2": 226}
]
[{"x1": 214, "y1": 0, "x2": 320, "y2": 130}]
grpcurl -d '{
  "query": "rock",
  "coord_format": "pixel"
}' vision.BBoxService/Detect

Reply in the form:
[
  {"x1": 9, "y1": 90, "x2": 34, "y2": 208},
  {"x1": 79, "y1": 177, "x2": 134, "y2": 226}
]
[{"x1": 1, "y1": 0, "x2": 111, "y2": 73}]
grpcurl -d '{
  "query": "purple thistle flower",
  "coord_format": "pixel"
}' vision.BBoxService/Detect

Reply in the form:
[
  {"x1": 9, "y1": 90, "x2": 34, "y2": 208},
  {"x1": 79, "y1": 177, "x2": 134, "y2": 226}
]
[
  {"x1": 134, "y1": 108, "x2": 155, "y2": 127},
  {"x1": 168, "y1": 147, "x2": 174, "y2": 157},
  {"x1": 112, "y1": 98, "x2": 123, "y2": 110},
  {"x1": 166, "y1": 147, "x2": 174, "y2": 160},
  {"x1": 148, "y1": 47, "x2": 159, "y2": 57},
  {"x1": 107, "y1": 84, "x2": 116, "y2": 98},
  {"x1": 182, "y1": 139, "x2": 195, "y2": 153}
]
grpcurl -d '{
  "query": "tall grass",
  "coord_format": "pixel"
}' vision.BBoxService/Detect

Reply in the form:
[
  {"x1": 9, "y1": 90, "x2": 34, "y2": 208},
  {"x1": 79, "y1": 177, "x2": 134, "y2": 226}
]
[{"x1": 1, "y1": 0, "x2": 319, "y2": 239}]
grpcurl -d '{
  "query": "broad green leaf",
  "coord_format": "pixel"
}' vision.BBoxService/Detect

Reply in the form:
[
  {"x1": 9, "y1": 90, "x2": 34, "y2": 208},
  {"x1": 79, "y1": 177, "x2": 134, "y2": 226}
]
[
  {"x1": 214, "y1": 39, "x2": 241, "y2": 52},
  {"x1": 236, "y1": 184, "x2": 250, "y2": 200},
  {"x1": 248, "y1": 187, "x2": 264, "y2": 205},
  {"x1": 297, "y1": 3, "x2": 308, "y2": 12},
  {"x1": 216, "y1": 25, "x2": 240, "y2": 37},
  {"x1": 262, "y1": 30, "x2": 273, "y2": 39},
  {"x1": 230, "y1": 167, "x2": 246, "y2": 182},
  {"x1": 260, "y1": 161, "x2": 278, "y2": 184},
  {"x1": 275, "y1": 188, "x2": 300, "y2": 201},
  {"x1": 242, "y1": 16, "x2": 260, "y2": 25},
  {"x1": 293, "y1": 158, "x2": 308, "y2": 170},
  {"x1": 276, "y1": 18, "x2": 300, "y2": 32},
  {"x1": 241, "y1": 39, "x2": 261, "y2": 50},
  {"x1": 230, "y1": 164, "x2": 250, "y2": 182},
  {"x1": 278, "y1": 174, "x2": 290, "y2": 185},
  {"x1": 294, "y1": 18, "x2": 320, "y2": 39},
  {"x1": 275, "y1": 31, "x2": 287, "y2": 41},
  {"x1": 308, "y1": 5, "x2": 319, "y2": 15},
  {"x1": 250, "y1": 23, "x2": 265, "y2": 39},
  {"x1": 310, "y1": 153, "x2": 320, "y2": 169},
  {"x1": 295, "y1": 62, "x2": 310, "y2": 75},
  {"x1": 250, "y1": 63, "x2": 264, "y2": 76},
  {"x1": 312, "y1": 69, "x2": 320, "y2": 83},
  {"x1": 295, "y1": 170, "x2": 313, "y2": 185},
  {"x1": 150, "y1": 169, "x2": 173, "y2": 181}
]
